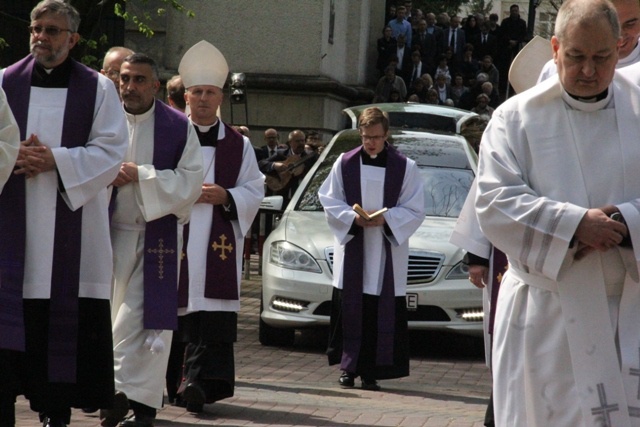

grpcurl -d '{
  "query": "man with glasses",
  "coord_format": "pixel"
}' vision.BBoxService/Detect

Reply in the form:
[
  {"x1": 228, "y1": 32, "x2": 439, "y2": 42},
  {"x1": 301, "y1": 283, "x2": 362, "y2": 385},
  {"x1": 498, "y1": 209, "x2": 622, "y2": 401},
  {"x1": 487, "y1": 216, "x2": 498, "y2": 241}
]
[
  {"x1": 0, "y1": 1, "x2": 128, "y2": 426},
  {"x1": 100, "y1": 46, "x2": 134, "y2": 94},
  {"x1": 318, "y1": 107, "x2": 425, "y2": 391}
]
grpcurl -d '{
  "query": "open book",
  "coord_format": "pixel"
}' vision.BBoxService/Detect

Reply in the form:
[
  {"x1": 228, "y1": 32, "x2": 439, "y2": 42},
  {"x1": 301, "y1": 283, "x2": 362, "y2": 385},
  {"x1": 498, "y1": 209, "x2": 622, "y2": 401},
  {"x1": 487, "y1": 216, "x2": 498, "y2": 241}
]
[{"x1": 353, "y1": 203, "x2": 388, "y2": 221}]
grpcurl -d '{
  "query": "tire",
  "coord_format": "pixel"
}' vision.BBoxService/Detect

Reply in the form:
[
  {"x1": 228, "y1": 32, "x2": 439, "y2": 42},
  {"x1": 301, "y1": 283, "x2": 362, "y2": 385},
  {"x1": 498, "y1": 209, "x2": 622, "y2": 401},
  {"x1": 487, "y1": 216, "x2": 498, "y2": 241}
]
[{"x1": 259, "y1": 298, "x2": 296, "y2": 347}]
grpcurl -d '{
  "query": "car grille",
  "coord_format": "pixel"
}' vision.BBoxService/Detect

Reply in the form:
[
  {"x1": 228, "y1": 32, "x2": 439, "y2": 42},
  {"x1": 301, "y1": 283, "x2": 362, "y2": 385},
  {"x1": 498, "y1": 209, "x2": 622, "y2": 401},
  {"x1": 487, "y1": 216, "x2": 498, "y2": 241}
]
[{"x1": 325, "y1": 248, "x2": 445, "y2": 284}]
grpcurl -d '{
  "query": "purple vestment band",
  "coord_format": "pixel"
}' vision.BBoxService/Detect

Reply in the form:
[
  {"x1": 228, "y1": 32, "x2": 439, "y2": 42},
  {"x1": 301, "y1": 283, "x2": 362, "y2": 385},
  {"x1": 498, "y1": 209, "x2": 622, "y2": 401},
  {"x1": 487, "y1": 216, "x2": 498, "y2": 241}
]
[
  {"x1": 178, "y1": 123, "x2": 244, "y2": 305},
  {"x1": 488, "y1": 248, "x2": 507, "y2": 335},
  {"x1": 1, "y1": 55, "x2": 98, "y2": 383},
  {"x1": 143, "y1": 100, "x2": 188, "y2": 331},
  {"x1": 339, "y1": 143, "x2": 406, "y2": 372}
]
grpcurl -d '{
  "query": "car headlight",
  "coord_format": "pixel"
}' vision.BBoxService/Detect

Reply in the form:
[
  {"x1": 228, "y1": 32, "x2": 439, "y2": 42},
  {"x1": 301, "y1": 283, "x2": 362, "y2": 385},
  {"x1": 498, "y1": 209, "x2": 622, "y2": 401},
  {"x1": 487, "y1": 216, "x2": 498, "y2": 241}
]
[
  {"x1": 445, "y1": 261, "x2": 469, "y2": 280},
  {"x1": 269, "y1": 241, "x2": 322, "y2": 273}
]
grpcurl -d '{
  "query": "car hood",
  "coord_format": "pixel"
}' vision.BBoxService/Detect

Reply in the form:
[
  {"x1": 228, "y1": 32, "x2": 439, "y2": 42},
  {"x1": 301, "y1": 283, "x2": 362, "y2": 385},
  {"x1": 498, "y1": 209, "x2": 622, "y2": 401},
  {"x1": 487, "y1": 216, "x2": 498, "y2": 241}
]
[{"x1": 278, "y1": 210, "x2": 463, "y2": 266}]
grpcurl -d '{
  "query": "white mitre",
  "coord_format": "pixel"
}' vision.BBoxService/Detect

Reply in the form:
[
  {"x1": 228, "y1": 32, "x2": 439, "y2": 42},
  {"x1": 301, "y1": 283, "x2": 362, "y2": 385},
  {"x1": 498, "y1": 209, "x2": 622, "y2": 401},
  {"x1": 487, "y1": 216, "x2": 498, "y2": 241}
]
[{"x1": 179, "y1": 40, "x2": 229, "y2": 89}]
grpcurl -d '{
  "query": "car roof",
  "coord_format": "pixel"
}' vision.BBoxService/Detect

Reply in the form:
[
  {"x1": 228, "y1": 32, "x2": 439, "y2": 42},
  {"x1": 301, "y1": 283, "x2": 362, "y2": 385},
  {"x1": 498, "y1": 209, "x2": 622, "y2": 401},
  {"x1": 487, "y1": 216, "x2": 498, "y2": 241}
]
[
  {"x1": 323, "y1": 129, "x2": 475, "y2": 170},
  {"x1": 343, "y1": 103, "x2": 477, "y2": 133}
]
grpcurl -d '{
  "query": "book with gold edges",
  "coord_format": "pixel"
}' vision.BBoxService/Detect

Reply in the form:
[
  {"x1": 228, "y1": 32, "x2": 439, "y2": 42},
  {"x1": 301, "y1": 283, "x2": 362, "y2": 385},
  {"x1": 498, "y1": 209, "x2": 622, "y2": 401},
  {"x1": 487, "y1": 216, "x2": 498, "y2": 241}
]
[{"x1": 352, "y1": 203, "x2": 387, "y2": 221}]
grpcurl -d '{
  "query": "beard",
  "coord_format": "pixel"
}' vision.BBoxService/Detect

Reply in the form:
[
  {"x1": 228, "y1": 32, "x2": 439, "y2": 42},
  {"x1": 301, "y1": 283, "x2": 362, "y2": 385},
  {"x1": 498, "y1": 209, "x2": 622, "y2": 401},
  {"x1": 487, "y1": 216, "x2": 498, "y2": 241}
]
[{"x1": 31, "y1": 41, "x2": 66, "y2": 68}]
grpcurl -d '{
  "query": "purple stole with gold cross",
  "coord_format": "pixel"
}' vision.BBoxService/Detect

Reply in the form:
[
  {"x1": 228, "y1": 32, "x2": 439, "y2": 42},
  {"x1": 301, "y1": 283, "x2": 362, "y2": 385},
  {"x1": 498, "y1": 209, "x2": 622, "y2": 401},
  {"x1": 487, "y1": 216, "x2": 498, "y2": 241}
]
[
  {"x1": 340, "y1": 143, "x2": 406, "y2": 372},
  {"x1": 142, "y1": 100, "x2": 188, "y2": 331},
  {"x1": 178, "y1": 123, "x2": 244, "y2": 307},
  {"x1": 0, "y1": 55, "x2": 97, "y2": 383}
]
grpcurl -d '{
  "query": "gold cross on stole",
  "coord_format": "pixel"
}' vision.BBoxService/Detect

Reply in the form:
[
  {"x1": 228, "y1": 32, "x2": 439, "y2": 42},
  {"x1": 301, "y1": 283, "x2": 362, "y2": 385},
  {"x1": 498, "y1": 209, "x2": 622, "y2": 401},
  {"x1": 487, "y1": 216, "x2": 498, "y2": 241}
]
[
  {"x1": 212, "y1": 234, "x2": 233, "y2": 261},
  {"x1": 147, "y1": 238, "x2": 175, "y2": 279}
]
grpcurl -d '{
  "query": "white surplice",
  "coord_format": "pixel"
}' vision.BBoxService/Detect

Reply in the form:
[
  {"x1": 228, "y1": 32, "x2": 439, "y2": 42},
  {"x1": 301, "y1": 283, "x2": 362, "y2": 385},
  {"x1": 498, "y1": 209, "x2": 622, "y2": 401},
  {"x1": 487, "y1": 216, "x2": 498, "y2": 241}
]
[
  {"x1": 318, "y1": 152, "x2": 425, "y2": 296},
  {"x1": 0, "y1": 70, "x2": 128, "y2": 301},
  {"x1": 110, "y1": 103, "x2": 203, "y2": 408},
  {"x1": 0, "y1": 87, "x2": 19, "y2": 191},
  {"x1": 179, "y1": 122, "x2": 264, "y2": 314},
  {"x1": 449, "y1": 180, "x2": 494, "y2": 365},
  {"x1": 476, "y1": 74, "x2": 640, "y2": 426}
]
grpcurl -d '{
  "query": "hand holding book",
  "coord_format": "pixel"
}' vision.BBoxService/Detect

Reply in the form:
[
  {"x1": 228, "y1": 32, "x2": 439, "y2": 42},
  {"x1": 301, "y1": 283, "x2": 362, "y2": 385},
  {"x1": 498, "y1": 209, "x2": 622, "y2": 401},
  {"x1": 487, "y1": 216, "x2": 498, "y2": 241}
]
[{"x1": 353, "y1": 203, "x2": 388, "y2": 223}]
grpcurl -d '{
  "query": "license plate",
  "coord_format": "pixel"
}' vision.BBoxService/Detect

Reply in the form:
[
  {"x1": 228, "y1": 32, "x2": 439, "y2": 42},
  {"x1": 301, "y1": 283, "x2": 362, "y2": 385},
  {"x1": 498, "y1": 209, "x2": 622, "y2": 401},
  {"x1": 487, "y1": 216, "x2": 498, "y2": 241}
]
[{"x1": 406, "y1": 293, "x2": 418, "y2": 311}]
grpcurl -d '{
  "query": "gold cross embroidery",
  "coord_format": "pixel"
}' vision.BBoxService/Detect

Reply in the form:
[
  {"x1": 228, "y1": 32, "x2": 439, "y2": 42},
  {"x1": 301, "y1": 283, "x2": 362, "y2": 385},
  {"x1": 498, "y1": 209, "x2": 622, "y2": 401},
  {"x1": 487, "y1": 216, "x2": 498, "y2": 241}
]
[
  {"x1": 212, "y1": 234, "x2": 233, "y2": 261},
  {"x1": 147, "y1": 238, "x2": 175, "y2": 279}
]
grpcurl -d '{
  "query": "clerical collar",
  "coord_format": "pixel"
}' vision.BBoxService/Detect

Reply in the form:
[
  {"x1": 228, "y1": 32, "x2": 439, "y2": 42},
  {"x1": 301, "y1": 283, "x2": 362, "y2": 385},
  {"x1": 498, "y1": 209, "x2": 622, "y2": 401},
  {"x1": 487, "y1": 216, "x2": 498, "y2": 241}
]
[
  {"x1": 362, "y1": 145, "x2": 388, "y2": 167},
  {"x1": 192, "y1": 119, "x2": 219, "y2": 133},
  {"x1": 562, "y1": 85, "x2": 612, "y2": 112},
  {"x1": 566, "y1": 88, "x2": 609, "y2": 103},
  {"x1": 32, "y1": 56, "x2": 72, "y2": 88},
  {"x1": 193, "y1": 120, "x2": 220, "y2": 147}
]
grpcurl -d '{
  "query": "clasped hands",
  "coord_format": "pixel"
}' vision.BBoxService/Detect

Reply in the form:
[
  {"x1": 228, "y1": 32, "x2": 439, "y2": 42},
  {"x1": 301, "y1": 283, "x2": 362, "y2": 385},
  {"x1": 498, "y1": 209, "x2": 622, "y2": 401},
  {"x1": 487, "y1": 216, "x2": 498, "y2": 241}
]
[
  {"x1": 14, "y1": 134, "x2": 56, "y2": 178},
  {"x1": 574, "y1": 205, "x2": 628, "y2": 260},
  {"x1": 111, "y1": 162, "x2": 139, "y2": 187},
  {"x1": 196, "y1": 183, "x2": 228, "y2": 205}
]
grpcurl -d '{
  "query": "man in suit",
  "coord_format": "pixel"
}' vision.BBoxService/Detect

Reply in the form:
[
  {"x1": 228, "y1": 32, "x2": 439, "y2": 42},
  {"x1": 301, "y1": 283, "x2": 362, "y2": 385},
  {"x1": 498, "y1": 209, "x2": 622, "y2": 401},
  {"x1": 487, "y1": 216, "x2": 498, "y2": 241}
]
[
  {"x1": 403, "y1": 50, "x2": 425, "y2": 88},
  {"x1": 413, "y1": 18, "x2": 439, "y2": 75},
  {"x1": 257, "y1": 128, "x2": 279, "y2": 162},
  {"x1": 473, "y1": 22, "x2": 498, "y2": 61},
  {"x1": 443, "y1": 15, "x2": 466, "y2": 68}
]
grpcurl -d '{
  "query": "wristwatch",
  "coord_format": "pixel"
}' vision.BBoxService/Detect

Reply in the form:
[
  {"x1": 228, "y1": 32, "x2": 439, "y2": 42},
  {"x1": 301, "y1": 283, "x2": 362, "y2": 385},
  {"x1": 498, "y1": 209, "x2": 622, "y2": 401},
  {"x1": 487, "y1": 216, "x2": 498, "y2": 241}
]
[{"x1": 609, "y1": 211, "x2": 632, "y2": 248}]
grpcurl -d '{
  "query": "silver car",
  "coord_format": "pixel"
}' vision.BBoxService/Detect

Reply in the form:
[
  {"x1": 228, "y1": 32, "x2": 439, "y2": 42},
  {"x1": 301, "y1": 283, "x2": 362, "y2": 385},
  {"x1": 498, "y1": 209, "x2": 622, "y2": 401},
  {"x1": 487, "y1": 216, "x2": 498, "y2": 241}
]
[{"x1": 260, "y1": 106, "x2": 483, "y2": 346}]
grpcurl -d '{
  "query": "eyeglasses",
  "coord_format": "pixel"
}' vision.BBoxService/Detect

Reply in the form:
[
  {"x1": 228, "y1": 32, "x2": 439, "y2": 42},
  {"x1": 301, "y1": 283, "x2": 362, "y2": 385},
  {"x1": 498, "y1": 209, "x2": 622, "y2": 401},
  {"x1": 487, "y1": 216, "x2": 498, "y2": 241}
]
[
  {"x1": 28, "y1": 25, "x2": 74, "y2": 37},
  {"x1": 106, "y1": 70, "x2": 120, "y2": 79},
  {"x1": 360, "y1": 135, "x2": 386, "y2": 142}
]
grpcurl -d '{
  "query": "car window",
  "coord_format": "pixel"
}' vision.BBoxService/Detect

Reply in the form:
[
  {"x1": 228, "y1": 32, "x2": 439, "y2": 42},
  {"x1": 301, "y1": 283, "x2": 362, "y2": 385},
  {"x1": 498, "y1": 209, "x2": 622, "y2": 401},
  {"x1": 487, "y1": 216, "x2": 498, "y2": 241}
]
[
  {"x1": 296, "y1": 150, "x2": 474, "y2": 219},
  {"x1": 387, "y1": 112, "x2": 457, "y2": 132},
  {"x1": 420, "y1": 167, "x2": 474, "y2": 217},
  {"x1": 296, "y1": 133, "x2": 361, "y2": 212}
]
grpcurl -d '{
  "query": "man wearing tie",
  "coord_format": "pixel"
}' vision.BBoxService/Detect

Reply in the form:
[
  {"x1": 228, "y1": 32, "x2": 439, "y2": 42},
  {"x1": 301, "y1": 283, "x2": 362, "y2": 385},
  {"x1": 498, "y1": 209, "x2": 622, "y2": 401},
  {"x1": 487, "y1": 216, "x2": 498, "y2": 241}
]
[{"x1": 443, "y1": 15, "x2": 466, "y2": 67}]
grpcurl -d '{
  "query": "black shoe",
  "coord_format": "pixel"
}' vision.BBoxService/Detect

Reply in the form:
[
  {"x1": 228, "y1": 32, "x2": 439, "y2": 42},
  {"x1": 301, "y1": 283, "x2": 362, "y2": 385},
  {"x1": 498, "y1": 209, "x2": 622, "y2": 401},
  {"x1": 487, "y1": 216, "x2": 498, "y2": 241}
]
[
  {"x1": 120, "y1": 414, "x2": 154, "y2": 427},
  {"x1": 361, "y1": 378, "x2": 381, "y2": 391},
  {"x1": 82, "y1": 407, "x2": 99, "y2": 413},
  {"x1": 42, "y1": 418, "x2": 67, "y2": 427},
  {"x1": 100, "y1": 391, "x2": 129, "y2": 427},
  {"x1": 172, "y1": 395, "x2": 187, "y2": 408},
  {"x1": 182, "y1": 382, "x2": 206, "y2": 412},
  {"x1": 338, "y1": 371, "x2": 356, "y2": 388}
]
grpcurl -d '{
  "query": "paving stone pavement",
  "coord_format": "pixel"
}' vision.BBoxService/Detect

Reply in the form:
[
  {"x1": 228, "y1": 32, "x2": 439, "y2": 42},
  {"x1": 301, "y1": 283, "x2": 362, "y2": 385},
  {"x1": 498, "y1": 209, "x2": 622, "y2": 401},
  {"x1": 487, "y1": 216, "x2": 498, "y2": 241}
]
[{"x1": 15, "y1": 255, "x2": 492, "y2": 427}]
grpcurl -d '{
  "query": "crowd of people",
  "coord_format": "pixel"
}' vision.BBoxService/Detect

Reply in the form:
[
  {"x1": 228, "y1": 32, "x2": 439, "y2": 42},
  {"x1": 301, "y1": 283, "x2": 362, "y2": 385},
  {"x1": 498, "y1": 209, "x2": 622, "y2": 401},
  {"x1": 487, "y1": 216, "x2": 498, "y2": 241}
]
[{"x1": 374, "y1": 1, "x2": 528, "y2": 117}]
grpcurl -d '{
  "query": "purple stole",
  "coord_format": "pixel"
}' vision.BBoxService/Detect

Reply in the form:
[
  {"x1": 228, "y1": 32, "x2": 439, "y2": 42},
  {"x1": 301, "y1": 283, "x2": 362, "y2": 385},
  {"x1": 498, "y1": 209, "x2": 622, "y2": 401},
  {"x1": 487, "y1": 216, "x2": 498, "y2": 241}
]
[
  {"x1": 340, "y1": 144, "x2": 406, "y2": 372},
  {"x1": 488, "y1": 248, "x2": 507, "y2": 335},
  {"x1": 178, "y1": 123, "x2": 244, "y2": 307},
  {"x1": 142, "y1": 100, "x2": 188, "y2": 330},
  {"x1": 1, "y1": 55, "x2": 97, "y2": 383}
]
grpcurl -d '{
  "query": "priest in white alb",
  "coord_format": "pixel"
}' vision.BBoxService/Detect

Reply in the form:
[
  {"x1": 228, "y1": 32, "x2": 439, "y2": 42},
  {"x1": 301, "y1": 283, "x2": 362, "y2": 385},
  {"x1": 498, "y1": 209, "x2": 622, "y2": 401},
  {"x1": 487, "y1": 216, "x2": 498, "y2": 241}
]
[
  {"x1": 476, "y1": 0, "x2": 640, "y2": 424},
  {"x1": 318, "y1": 107, "x2": 425, "y2": 391},
  {"x1": 0, "y1": 2, "x2": 129, "y2": 426},
  {"x1": 175, "y1": 40, "x2": 264, "y2": 413},
  {"x1": 102, "y1": 53, "x2": 202, "y2": 427}
]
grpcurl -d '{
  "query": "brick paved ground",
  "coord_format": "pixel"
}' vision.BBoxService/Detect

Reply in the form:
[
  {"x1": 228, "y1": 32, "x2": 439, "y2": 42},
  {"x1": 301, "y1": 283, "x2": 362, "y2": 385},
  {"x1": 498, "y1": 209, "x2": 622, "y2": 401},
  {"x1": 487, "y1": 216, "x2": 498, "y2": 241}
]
[{"x1": 15, "y1": 256, "x2": 492, "y2": 427}]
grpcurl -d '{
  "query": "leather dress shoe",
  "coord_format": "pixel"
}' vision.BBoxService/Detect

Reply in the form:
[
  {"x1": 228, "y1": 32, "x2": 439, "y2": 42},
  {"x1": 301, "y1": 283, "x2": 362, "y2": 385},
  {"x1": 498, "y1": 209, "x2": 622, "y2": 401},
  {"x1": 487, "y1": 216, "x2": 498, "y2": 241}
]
[
  {"x1": 42, "y1": 417, "x2": 67, "y2": 427},
  {"x1": 182, "y1": 382, "x2": 206, "y2": 413},
  {"x1": 120, "y1": 414, "x2": 154, "y2": 427},
  {"x1": 361, "y1": 378, "x2": 381, "y2": 391},
  {"x1": 100, "y1": 391, "x2": 129, "y2": 427},
  {"x1": 338, "y1": 371, "x2": 356, "y2": 388}
]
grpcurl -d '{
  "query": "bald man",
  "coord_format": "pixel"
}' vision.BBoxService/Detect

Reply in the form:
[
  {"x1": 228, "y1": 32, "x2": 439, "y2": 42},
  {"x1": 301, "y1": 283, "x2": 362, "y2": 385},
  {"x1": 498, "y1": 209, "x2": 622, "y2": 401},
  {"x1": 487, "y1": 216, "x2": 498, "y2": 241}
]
[{"x1": 100, "y1": 46, "x2": 134, "y2": 89}]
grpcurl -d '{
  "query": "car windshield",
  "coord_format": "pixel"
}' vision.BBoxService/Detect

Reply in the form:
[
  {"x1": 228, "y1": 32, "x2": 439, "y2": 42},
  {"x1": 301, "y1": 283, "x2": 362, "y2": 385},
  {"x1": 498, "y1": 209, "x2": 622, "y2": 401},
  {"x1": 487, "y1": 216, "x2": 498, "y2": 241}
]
[{"x1": 296, "y1": 132, "x2": 474, "y2": 218}]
